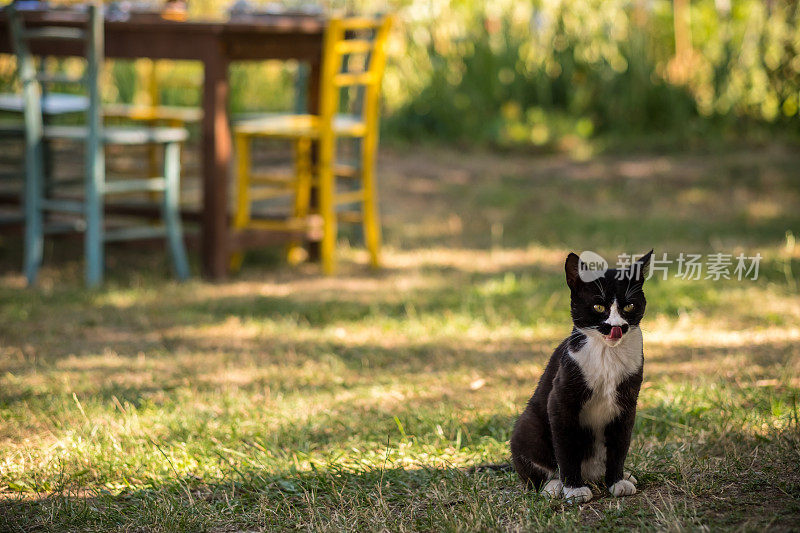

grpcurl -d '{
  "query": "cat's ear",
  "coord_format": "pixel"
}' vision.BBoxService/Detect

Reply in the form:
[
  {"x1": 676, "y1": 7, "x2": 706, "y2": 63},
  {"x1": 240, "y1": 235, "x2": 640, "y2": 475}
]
[
  {"x1": 631, "y1": 250, "x2": 653, "y2": 281},
  {"x1": 565, "y1": 252, "x2": 581, "y2": 289}
]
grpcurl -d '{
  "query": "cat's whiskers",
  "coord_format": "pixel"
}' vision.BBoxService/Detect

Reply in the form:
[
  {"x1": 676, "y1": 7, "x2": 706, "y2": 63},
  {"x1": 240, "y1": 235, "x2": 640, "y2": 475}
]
[
  {"x1": 566, "y1": 332, "x2": 586, "y2": 344},
  {"x1": 592, "y1": 278, "x2": 606, "y2": 299},
  {"x1": 570, "y1": 327, "x2": 598, "y2": 344},
  {"x1": 571, "y1": 326, "x2": 596, "y2": 336},
  {"x1": 624, "y1": 275, "x2": 644, "y2": 300}
]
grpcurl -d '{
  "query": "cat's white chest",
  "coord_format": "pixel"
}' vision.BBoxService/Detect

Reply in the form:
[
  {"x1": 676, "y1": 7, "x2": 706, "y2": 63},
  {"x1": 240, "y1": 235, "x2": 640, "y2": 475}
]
[
  {"x1": 570, "y1": 329, "x2": 643, "y2": 430},
  {"x1": 570, "y1": 329, "x2": 643, "y2": 481}
]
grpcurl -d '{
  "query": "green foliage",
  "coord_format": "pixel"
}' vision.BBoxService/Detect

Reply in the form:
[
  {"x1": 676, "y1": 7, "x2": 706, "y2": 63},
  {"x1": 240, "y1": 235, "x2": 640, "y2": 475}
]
[
  {"x1": 384, "y1": 0, "x2": 800, "y2": 147},
  {"x1": 385, "y1": 2, "x2": 692, "y2": 145},
  {"x1": 6, "y1": 0, "x2": 799, "y2": 148}
]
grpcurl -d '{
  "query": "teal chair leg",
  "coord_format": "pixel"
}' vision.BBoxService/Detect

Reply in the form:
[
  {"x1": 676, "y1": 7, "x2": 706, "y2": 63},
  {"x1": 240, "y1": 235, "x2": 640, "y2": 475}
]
[
  {"x1": 162, "y1": 141, "x2": 189, "y2": 281},
  {"x1": 85, "y1": 137, "x2": 104, "y2": 287},
  {"x1": 84, "y1": 5, "x2": 104, "y2": 288},
  {"x1": 23, "y1": 135, "x2": 44, "y2": 285}
]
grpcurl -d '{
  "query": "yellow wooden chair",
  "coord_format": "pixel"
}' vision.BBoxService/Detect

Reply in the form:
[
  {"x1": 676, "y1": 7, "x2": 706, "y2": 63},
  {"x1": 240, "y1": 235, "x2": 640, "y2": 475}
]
[{"x1": 231, "y1": 15, "x2": 393, "y2": 274}]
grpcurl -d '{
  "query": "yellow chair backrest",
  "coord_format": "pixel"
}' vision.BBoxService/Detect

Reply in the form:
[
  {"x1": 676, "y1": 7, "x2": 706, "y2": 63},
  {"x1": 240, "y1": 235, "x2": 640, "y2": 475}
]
[{"x1": 318, "y1": 15, "x2": 393, "y2": 134}]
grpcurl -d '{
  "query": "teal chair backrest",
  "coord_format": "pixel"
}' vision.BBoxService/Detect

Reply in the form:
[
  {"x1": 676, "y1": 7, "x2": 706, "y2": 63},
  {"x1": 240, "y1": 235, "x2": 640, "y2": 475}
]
[{"x1": 7, "y1": 3, "x2": 104, "y2": 187}]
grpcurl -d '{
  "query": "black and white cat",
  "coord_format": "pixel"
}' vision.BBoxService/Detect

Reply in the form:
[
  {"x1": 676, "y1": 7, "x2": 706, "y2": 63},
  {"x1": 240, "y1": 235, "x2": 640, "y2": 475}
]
[{"x1": 510, "y1": 251, "x2": 652, "y2": 503}]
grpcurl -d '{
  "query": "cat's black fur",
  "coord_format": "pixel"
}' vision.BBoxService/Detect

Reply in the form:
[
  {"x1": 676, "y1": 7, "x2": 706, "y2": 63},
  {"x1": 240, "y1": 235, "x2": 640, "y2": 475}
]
[{"x1": 510, "y1": 251, "x2": 652, "y2": 499}]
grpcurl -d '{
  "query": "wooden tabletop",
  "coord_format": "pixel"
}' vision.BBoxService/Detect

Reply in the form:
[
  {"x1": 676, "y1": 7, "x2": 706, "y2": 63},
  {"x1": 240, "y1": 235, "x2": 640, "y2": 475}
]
[
  {"x1": 0, "y1": 10, "x2": 326, "y2": 60},
  {"x1": 0, "y1": 9, "x2": 326, "y2": 32}
]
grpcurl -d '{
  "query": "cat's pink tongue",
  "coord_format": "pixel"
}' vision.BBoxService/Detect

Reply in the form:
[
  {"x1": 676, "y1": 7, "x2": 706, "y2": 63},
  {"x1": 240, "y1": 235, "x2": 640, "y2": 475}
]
[{"x1": 609, "y1": 326, "x2": 623, "y2": 340}]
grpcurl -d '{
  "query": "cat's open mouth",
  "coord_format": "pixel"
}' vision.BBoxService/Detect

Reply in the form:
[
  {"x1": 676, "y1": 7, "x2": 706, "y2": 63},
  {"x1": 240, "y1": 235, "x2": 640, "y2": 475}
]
[{"x1": 606, "y1": 326, "x2": 623, "y2": 341}]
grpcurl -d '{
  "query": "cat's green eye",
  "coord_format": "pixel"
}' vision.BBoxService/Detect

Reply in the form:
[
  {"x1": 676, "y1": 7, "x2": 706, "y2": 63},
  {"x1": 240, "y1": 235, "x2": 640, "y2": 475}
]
[
  {"x1": 593, "y1": 304, "x2": 605, "y2": 313},
  {"x1": 623, "y1": 303, "x2": 635, "y2": 312}
]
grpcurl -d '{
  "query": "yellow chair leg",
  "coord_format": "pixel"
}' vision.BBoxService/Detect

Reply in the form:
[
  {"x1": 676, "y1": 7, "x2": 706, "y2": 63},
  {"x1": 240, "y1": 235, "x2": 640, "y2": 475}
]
[
  {"x1": 288, "y1": 136, "x2": 312, "y2": 265},
  {"x1": 146, "y1": 119, "x2": 161, "y2": 207},
  {"x1": 360, "y1": 134, "x2": 381, "y2": 269},
  {"x1": 230, "y1": 133, "x2": 251, "y2": 271},
  {"x1": 316, "y1": 17, "x2": 343, "y2": 275},
  {"x1": 318, "y1": 140, "x2": 337, "y2": 275}
]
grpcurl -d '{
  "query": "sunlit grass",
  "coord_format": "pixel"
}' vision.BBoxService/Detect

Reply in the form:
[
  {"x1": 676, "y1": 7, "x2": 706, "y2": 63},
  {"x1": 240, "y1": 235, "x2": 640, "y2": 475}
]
[{"x1": 1, "y1": 145, "x2": 799, "y2": 530}]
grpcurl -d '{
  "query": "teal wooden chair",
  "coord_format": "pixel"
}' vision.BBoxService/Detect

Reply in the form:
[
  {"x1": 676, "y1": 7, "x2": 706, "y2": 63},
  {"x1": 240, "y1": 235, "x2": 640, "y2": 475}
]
[{"x1": 7, "y1": 4, "x2": 190, "y2": 286}]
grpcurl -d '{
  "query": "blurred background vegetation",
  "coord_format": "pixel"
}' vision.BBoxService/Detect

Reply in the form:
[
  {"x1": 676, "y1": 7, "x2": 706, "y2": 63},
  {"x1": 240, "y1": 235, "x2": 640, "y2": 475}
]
[
  {"x1": 379, "y1": 0, "x2": 800, "y2": 152},
  {"x1": 2, "y1": 0, "x2": 800, "y2": 153}
]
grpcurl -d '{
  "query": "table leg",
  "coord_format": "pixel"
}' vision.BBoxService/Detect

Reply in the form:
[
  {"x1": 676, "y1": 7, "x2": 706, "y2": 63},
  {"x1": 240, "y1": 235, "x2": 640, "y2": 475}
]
[
  {"x1": 306, "y1": 57, "x2": 322, "y2": 261},
  {"x1": 201, "y1": 46, "x2": 231, "y2": 279}
]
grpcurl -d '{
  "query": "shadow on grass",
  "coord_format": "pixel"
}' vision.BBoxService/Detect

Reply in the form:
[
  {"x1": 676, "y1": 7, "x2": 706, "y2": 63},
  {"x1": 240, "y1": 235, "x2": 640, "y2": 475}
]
[
  {"x1": 1, "y1": 330, "x2": 797, "y2": 408},
  {"x1": 2, "y1": 250, "x2": 793, "y2": 368},
  {"x1": 2, "y1": 423, "x2": 799, "y2": 532},
  {"x1": 0, "y1": 464, "x2": 529, "y2": 532}
]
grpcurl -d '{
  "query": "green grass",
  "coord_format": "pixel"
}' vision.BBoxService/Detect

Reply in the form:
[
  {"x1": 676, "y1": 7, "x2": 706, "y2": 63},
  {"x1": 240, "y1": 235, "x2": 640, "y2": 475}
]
[{"x1": 1, "y1": 144, "x2": 799, "y2": 531}]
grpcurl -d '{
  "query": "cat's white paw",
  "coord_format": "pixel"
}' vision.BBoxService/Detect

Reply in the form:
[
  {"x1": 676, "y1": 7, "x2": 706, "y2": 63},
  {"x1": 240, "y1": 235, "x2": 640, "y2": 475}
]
[
  {"x1": 609, "y1": 479, "x2": 636, "y2": 497},
  {"x1": 563, "y1": 486, "x2": 593, "y2": 503},
  {"x1": 624, "y1": 472, "x2": 638, "y2": 485},
  {"x1": 541, "y1": 479, "x2": 563, "y2": 499}
]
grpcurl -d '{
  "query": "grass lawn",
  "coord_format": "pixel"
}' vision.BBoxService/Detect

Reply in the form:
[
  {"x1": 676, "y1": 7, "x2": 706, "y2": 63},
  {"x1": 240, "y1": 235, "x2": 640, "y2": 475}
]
[{"x1": 1, "y1": 144, "x2": 799, "y2": 531}]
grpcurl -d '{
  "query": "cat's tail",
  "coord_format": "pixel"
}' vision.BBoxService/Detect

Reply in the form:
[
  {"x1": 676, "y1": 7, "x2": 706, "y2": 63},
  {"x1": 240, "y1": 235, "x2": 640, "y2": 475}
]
[
  {"x1": 462, "y1": 463, "x2": 514, "y2": 474},
  {"x1": 512, "y1": 459, "x2": 549, "y2": 491},
  {"x1": 464, "y1": 462, "x2": 550, "y2": 491}
]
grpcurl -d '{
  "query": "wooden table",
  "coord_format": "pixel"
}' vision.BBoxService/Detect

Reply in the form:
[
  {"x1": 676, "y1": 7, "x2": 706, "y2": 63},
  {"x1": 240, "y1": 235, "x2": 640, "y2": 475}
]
[{"x1": 0, "y1": 11, "x2": 325, "y2": 279}]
